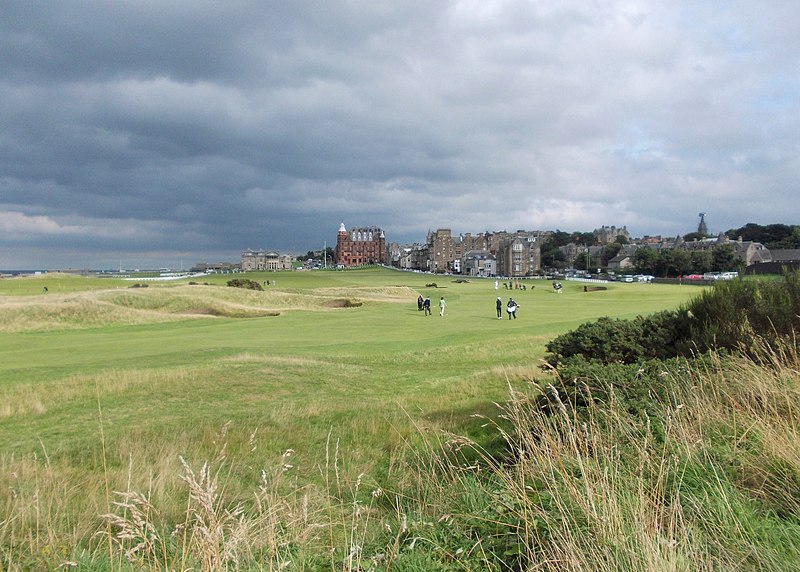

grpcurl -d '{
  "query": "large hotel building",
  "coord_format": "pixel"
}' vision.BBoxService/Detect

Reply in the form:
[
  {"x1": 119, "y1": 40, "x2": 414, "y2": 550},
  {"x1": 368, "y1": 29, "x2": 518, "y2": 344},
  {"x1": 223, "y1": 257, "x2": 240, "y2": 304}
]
[{"x1": 336, "y1": 222, "x2": 387, "y2": 267}]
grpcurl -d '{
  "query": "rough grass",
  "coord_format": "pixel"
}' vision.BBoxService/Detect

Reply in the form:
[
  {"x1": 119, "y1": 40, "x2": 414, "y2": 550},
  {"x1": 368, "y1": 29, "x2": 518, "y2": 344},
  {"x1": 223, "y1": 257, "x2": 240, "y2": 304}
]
[
  {"x1": 5, "y1": 345, "x2": 796, "y2": 570},
  {"x1": 1, "y1": 269, "x2": 712, "y2": 569},
  {"x1": 397, "y1": 343, "x2": 800, "y2": 571},
  {"x1": 0, "y1": 283, "x2": 416, "y2": 333}
]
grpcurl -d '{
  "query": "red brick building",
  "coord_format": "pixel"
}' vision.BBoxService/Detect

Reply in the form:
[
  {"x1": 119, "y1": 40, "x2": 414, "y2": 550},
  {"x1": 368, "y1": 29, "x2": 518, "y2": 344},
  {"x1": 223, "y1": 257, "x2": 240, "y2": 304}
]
[{"x1": 336, "y1": 222, "x2": 387, "y2": 267}]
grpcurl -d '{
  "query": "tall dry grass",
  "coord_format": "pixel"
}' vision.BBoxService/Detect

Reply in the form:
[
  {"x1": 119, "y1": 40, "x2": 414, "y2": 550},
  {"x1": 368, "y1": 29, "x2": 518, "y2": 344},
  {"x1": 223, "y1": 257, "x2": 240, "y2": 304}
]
[
  {"x1": 420, "y1": 342, "x2": 800, "y2": 571},
  {"x1": 4, "y1": 345, "x2": 800, "y2": 570},
  {"x1": 1, "y1": 422, "x2": 399, "y2": 570}
]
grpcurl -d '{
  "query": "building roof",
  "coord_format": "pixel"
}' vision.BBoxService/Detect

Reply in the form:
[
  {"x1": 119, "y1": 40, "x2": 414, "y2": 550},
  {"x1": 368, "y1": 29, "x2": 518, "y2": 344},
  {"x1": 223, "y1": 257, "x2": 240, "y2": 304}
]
[{"x1": 769, "y1": 249, "x2": 800, "y2": 262}]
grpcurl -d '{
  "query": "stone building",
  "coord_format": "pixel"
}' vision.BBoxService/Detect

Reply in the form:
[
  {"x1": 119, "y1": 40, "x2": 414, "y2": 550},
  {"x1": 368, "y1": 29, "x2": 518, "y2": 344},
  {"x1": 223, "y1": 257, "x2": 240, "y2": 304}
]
[
  {"x1": 428, "y1": 229, "x2": 456, "y2": 273},
  {"x1": 398, "y1": 243, "x2": 430, "y2": 271},
  {"x1": 241, "y1": 250, "x2": 293, "y2": 271},
  {"x1": 463, "y1": 250, "x2": 496, "y2": 276},
  {"x1": 494, "y1": 231, "x2": 543, "y2": 277},
  {"x1": 593, "y1": 225, "x2": 630, "y2": 245},
  {"x1": 679, "y1": 235, "x2": 771, "y2": 266},
  {"x1": 336, "y1": 222, "x2": 388, "y2": 267}
]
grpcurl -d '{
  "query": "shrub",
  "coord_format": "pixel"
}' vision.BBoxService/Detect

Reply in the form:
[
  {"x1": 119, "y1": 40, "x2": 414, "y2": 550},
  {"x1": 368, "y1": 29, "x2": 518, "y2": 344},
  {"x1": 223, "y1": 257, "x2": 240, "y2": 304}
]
[
  {"x1": 546, "y1": 271, "x2": 800, "y2": 367},
  {"x1": 226, "y1": 278, "x2": 263, "y2": 291},
  {"x1": 538, "y1": 354, "x2": 709, "y2": 421},
  {"x1": 688, "y1": 272, "x2": 800, "y2": 356},
  {"x1": 545, "y1": 310, "x2": 693, "y2": 367}
]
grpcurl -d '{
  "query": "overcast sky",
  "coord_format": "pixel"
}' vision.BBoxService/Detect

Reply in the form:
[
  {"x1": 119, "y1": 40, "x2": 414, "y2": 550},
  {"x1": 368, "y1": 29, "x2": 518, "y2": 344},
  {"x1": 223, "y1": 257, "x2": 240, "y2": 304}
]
[{"x1": 2, "y1": 1, "x2": 798, "y2": 269}]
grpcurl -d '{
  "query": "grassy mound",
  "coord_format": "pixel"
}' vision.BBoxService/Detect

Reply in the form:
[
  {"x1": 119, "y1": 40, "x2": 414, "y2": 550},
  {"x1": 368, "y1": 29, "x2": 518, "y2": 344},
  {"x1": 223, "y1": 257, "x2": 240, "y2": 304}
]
[{"x1": 0, "y1": 284, "x2": 417, "y2": 332}]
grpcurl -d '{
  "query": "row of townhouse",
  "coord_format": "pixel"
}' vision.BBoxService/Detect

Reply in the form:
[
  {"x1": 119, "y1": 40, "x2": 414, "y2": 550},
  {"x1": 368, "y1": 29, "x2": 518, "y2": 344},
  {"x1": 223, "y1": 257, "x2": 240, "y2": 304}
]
[
  {"x1": 605, "y1": 234, "x2": 773, "y2": 271},
  {"x1": 391, "y1": 228, "x2": 549, "y2": 277},
  {"x1": 237, "y1": 222, "x2": 633, "y2": 276},
  {"x1": 240, "y1": 222, "x2": 796, "y2": 277}
]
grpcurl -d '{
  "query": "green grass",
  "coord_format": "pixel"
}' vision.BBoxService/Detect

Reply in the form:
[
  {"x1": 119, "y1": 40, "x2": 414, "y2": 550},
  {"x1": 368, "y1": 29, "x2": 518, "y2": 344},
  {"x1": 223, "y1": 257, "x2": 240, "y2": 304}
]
[
  {"x1": 0, "y1": 270, "x2": 698, "y2": 453},
  {"x1": 0, "y1": 268, "x2": 707, "y2": 569}
]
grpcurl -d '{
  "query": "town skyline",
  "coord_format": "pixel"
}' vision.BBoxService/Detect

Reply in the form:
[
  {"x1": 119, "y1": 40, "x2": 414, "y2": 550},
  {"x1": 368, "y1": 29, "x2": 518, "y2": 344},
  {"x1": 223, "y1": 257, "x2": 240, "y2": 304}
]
[{"x1": 4, "y1": 215, "x2": 795, "y2": 273}]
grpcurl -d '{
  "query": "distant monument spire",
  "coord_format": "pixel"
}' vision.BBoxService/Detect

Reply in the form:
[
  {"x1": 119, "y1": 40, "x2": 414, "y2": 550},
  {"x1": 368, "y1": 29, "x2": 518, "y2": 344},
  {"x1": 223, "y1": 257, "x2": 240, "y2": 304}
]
[{"x1": 697, "y1": 212, "x2": 708, "y2": 236}]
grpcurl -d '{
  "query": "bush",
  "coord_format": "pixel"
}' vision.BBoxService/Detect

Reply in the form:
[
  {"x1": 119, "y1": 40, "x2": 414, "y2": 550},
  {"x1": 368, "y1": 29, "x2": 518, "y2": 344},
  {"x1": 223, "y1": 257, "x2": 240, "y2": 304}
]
[
  {"x1": 689, "y1": 272, "x2": 800, "y2": 356},
  {"x1": 546, "y1": 271, "x2": 800, "y2": 367},
  {"x1": 545, "y1": 310, "x2": 693, "y2": 367},
  {"x1": 226, "y1": 278, "x2": 263, "y2": 291},
  {"x1": 539, "y1": 354, "x2": 704, "y2": 421}
]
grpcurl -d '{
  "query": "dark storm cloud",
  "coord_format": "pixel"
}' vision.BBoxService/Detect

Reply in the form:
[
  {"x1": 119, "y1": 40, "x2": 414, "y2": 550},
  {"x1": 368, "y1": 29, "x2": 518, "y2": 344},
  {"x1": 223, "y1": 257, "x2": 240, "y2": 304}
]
[{"x1": 1, "y1": 0, "x2": 799, "y2": 268}]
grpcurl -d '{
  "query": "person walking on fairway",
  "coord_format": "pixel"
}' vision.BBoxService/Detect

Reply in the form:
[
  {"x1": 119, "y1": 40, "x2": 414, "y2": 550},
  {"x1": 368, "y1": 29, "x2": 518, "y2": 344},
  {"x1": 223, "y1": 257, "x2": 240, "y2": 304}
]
[
  {"x1": 507, "y1": 297, "x2": 518, "y2": 319},
  {"x1": 496, "y1": 296, "x2": 503, "y2": 319},
  {"x1": 439, "y1": 296, "x2": 447, "y2": 316},
  {"x1": 423, "y1": 296, "x2": 432, "y2": 316}
]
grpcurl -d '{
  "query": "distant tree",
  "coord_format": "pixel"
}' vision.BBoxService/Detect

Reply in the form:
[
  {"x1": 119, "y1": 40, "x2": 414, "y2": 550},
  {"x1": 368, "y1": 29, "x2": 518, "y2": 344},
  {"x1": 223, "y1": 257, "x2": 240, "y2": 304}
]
[
  {"x1": 711, "y1": 244, "x2": 739, "y2": 272},
  {"x1": 770, "y1": 226, "x2": 800, "y2": 249},
  {"x1": 724, "y1": 222, "x2": 800, "y2": 248},
  {"x1": 725, "y1": 222, "x2": 764, "y2": 242},
  {"x1": 614, "y1": 235, "x2": 630, "y2": 245},
  {"x1": 663, "y1": 249, "x2": 692, "y2": 277},
  {"x1": 601, "y1": 243, "x2": 622, "y2": 266},
  {"x1": 541, "y1": 236, "x2": 567, "y2": 269},
  {"x1": 574, "y1": 251, "x2": 590, "y2": 271},
  {"x1": 690, "y1": 250, "x2": 713, "y2": 274},
  {"x1": 571, "y1": 232, "x2": 596, "y2": 245},
  {"x1": 299, "y1": 248, "x2": 336, "y2": 264},
  {"x1": 633, "y1": 248, "x2": 660, "y2": 274},
  {"x1": 669, "y1": 249, "x2": 692, "y2": 276},
  {"x1": 682, "y1": 231, "x2": 705, "y2": 242},
  {"x1": 550, "y1": 250, "x2": 567, "y2": 270},
  {"x1": 549, "y1": 230, "x2": 572, "y2": 247}
]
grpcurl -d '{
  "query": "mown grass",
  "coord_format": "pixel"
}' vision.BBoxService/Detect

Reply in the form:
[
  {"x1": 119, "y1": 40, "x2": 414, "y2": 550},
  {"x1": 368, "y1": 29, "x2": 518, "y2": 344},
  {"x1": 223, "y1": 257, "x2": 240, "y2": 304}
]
[{"x1": 0, "y1": 268, "x2": 720, "y2": 569}]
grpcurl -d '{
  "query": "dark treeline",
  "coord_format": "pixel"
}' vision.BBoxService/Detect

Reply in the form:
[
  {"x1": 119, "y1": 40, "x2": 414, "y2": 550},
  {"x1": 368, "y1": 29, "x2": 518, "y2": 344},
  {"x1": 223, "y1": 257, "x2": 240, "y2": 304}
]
[
  {"x1": 630, "y1": 243, "x2": 738, "y2": 277},
  {"x1": 724, "y1": 222, "x2": 800, "y2": 249}
]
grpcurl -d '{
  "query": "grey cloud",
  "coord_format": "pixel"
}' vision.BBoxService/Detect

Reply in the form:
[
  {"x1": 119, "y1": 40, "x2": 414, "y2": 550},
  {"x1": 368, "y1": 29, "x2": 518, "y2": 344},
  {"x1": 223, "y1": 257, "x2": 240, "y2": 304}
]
[{"x1": 1, "y1": 0, "x2": 799, "y2": 268}]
